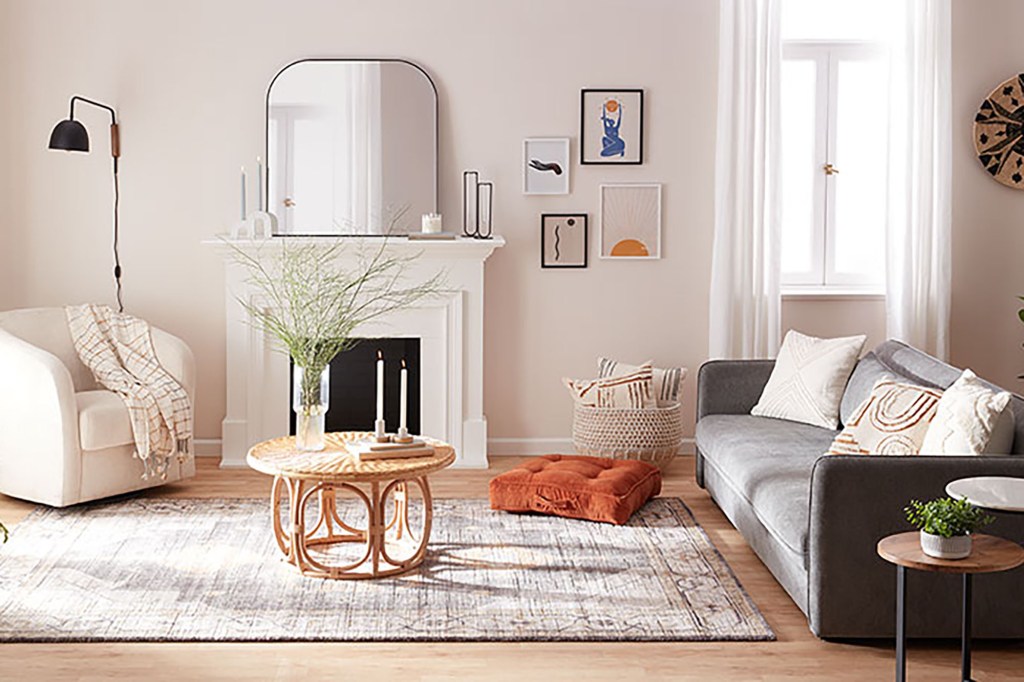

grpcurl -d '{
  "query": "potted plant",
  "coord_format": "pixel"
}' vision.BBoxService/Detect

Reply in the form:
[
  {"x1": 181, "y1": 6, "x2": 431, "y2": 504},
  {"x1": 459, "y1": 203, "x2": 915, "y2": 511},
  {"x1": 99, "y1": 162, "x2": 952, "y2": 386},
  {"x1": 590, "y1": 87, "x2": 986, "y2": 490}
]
[
  {"x1": 230, "y1": 232, "x2": 443, "y2": 451},
  {"x1": 904, "y1": 497, "x2": 995, "y2": 560}
]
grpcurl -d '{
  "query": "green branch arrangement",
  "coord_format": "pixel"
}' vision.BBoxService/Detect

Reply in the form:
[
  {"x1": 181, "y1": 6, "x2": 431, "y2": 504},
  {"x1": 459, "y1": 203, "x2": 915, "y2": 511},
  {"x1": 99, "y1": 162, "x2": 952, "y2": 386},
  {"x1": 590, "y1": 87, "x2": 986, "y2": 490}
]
[{"x1": 228, "y1": 224, "x2": 446, "y2": 412}]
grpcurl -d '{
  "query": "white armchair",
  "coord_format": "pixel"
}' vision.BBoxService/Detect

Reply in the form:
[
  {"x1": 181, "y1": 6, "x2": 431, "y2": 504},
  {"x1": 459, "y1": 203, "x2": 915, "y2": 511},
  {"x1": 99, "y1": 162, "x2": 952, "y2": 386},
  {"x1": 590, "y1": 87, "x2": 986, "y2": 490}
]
[{"x1": 0, "y1": 308, "x2": 196, "y2": 507}]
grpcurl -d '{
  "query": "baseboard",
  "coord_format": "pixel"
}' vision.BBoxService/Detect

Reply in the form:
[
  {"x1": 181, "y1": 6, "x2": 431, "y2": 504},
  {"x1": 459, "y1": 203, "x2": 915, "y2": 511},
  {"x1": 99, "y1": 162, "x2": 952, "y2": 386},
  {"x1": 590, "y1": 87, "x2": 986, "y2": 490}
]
[
  {"x1": 193, "y1": 439, "x2": 223, "y2": 457},
  {"x1": 191, "y1": 437, "x2": 696, "y2": 459}
]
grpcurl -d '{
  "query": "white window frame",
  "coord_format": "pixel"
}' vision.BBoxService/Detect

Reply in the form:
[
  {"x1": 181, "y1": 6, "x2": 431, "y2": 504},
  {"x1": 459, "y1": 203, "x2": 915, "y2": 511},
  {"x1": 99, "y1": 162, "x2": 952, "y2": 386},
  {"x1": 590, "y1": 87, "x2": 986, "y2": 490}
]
[{"x1": 781, "y1": 40, "x2": 887, "y2": 295}]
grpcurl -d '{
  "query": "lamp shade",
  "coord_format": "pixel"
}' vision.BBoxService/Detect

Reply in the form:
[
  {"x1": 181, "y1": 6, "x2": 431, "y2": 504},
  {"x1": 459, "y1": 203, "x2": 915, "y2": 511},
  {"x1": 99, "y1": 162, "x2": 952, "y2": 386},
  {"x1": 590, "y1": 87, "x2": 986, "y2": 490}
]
[{"x1": 48, "y1": 119, "x2": 89, "y2": 152}]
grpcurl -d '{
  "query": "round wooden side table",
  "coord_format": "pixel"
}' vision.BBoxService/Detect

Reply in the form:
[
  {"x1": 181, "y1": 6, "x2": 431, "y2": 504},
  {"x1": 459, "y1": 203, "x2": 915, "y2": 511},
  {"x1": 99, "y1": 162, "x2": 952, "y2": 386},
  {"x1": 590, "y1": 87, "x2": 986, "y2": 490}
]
[
  {"x1": 247, "y1": 431, "x2": 456, "y2": 580},
  {"x1": 877, "y1": 532, "x2": 1024, "y2": 682}
]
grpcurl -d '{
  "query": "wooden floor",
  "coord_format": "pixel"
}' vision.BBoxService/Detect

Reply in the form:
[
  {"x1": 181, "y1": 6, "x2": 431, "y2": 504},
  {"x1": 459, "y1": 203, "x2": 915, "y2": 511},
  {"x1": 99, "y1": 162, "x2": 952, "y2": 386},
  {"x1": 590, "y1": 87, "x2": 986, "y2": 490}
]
[{"x1": 1, "y1": 455, "x2": 1021, "y2": 681}]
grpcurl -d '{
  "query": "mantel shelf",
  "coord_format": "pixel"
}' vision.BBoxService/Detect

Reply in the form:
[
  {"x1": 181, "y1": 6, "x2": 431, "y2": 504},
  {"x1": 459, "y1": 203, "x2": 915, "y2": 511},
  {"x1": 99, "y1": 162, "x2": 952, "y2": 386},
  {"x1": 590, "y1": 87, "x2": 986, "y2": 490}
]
[{"x1": 202, "y1": 235, "x2": 505, "y2": 261}]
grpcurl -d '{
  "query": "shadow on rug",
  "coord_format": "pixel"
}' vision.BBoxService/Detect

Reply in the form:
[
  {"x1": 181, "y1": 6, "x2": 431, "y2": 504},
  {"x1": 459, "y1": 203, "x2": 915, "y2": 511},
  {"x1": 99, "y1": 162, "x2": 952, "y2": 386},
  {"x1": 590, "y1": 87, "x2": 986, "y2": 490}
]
[{"x1": 0, "y1": 497, "x2": 774, "y2": 642}]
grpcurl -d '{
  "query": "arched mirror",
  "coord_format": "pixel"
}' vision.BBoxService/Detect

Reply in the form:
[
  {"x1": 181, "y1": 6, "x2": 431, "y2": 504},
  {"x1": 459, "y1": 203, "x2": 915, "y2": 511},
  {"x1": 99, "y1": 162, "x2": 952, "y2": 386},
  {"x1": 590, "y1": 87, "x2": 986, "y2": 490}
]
[{"x1": 266, "y1": 59, "x2": 438, "y2": 235}]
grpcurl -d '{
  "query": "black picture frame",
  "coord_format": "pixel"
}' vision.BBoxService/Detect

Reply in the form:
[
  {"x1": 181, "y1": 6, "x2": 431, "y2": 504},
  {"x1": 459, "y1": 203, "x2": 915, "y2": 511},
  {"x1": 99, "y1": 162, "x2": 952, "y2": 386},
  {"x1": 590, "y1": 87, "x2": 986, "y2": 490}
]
[
  {"x1": 580, "y1": 88, "x2": 644, "y2": 165},
  {"x1": 541, "y1": 213, "x2": 588, "y2": 268}
]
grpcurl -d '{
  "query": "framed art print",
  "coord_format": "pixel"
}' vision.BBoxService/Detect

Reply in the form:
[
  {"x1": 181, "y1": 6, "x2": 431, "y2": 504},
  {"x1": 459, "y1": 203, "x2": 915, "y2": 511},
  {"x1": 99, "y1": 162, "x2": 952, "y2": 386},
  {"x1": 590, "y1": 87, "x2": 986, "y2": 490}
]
[
  {"x1": 541, "y1": 213, "x2": 588, "y2": 268},
  {"x1": 524, "y1": 138, "x2": 570, "y2": 194},
  {"x1": 580, "y1": 89, "x2": 643, "y2": 165},
  {"x1": 599, "y1": 184, "x2": 661, "y2": 259}
]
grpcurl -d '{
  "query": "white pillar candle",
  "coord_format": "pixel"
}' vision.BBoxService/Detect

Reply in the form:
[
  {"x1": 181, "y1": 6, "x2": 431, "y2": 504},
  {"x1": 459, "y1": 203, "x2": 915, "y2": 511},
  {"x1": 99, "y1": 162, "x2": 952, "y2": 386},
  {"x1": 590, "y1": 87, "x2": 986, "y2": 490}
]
[
  {"x1": 256, "y1": 156, "x2": 263, "y2": 212},
  {"x1": 240, "y1": 166, "x2": 247, "y2": 221},
  {"x1": 421, "y1": 213, "x2": 443, "y2": 234},
  {"x1": 376, "y1": 350, "x2": 385, "y2": 422},
  {"x1": 399, "y1": 358, "x2": 408, "y2": 432}
]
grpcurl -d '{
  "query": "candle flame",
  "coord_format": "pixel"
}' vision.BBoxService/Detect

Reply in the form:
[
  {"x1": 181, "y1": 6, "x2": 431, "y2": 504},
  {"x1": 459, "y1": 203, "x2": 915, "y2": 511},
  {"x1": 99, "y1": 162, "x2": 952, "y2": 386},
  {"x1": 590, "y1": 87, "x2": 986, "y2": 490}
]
[
  {"x1": 401, "y1": 358, "x2": 407, "y2": 369},
  {"x1": 377, "y1": 349, "x2": 383, "y2": 360}
]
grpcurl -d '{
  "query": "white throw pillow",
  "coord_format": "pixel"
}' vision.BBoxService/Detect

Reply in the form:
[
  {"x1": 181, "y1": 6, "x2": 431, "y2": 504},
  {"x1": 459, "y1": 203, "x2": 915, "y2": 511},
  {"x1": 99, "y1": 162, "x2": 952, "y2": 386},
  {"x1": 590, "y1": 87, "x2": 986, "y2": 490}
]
[
  {"x1": 751, "y1": 330, "x2": 867, "y2": 429},
  {"x1": 920, "y1": 369, "x2": 1015, "y2": 455},
  {"x1": 597, "y1": 357, "x2": 687, "y2": 403}
]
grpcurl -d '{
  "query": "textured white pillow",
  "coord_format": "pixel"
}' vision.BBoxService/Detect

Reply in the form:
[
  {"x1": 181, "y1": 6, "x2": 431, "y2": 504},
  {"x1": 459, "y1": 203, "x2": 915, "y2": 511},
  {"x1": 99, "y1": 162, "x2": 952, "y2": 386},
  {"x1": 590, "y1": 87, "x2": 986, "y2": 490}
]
[
  {"x1": 751, "y1": 330, "x2": 867, "y2": 429},
  {"x1": 920, "y1": 369, "x2": 1015, "y2": 455}
]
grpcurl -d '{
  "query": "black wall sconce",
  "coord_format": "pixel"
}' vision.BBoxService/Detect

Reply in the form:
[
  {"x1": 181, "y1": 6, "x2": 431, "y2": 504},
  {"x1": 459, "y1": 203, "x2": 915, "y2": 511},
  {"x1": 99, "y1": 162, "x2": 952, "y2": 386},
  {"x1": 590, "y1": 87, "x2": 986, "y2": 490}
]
[{"x1": 49, "y1": 95, "x2": 124, "y2": 311}]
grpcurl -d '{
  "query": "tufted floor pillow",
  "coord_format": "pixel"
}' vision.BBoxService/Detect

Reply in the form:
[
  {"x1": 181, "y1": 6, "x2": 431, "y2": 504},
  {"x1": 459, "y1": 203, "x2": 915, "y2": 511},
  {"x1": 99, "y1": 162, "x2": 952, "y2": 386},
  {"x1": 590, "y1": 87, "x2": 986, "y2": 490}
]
[{"x1": 489, "y1": 454, "x2": 662, "y2": 525}]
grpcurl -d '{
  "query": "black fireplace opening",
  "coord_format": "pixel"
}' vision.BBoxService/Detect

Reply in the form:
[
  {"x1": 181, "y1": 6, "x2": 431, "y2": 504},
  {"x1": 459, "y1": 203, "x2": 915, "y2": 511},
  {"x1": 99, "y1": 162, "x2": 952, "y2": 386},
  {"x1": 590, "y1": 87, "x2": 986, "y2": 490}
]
[{"x1": 289, "y1": 338, "x2": 421, "y2": 436}]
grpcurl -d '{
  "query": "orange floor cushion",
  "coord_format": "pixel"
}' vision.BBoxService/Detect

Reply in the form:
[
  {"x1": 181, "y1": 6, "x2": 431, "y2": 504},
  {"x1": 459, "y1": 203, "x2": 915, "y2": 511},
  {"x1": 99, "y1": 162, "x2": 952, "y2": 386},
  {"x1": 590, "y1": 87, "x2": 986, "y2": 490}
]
[{"x1": 489, "y1": 455, "x2": 662, "y2": 525}]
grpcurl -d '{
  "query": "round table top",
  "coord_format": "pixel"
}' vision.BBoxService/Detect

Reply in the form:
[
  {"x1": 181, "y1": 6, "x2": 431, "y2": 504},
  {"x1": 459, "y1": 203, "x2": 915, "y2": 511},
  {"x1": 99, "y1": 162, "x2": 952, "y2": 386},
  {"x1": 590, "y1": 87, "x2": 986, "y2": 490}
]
[
  {"x1": 246, "y1": 432, "x2": 456, "y2": 483},
  {"x1": 946, "y1": 476, "x2": 1024, "y2": 513},
  {"x1": 877, "y1": 532, "x2": 1024, "y2": 574}
]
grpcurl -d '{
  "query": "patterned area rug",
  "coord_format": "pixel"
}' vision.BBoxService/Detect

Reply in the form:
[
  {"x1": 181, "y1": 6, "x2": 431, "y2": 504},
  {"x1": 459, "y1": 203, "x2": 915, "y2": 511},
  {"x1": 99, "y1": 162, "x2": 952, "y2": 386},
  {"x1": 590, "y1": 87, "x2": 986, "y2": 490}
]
[{"x1": 0, "y1": 497, "x2": 773, "y2": 642}]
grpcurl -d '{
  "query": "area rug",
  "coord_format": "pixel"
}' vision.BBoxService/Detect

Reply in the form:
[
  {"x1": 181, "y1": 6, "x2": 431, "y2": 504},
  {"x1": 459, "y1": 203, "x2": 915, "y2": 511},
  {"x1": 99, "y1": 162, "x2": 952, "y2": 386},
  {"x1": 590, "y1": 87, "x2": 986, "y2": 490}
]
[{"x1": 0, "y1": 497, "x2": 774, "y2": 642}]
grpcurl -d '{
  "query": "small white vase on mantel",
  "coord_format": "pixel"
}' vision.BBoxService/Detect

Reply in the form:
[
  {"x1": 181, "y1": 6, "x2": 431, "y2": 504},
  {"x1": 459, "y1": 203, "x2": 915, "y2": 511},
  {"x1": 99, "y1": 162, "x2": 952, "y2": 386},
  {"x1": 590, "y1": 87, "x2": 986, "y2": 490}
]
[
  {"x1": 920, "y1": 531, "x2": 972, "y2": 560},
  {"x1": 293, "y1": 365, "x2": 329, "y2": 451}
]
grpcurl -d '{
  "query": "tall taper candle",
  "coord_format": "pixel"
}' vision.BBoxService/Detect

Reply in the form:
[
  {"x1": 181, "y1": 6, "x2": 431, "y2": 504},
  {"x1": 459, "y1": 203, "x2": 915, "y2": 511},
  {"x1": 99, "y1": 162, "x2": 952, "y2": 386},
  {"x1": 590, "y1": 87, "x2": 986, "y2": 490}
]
[
  {"x1": 240, "y1": 166, "x2": 247, "y2": 221},
  {"x1": 256, "y1": 156, "x2": 263, "y2": 211},
  {"x1": 399, "y1": 359, "x2": 408, "y2": 432},
  {"x1": 375, "y1": 349, "x2": 385, "y2": 438}
]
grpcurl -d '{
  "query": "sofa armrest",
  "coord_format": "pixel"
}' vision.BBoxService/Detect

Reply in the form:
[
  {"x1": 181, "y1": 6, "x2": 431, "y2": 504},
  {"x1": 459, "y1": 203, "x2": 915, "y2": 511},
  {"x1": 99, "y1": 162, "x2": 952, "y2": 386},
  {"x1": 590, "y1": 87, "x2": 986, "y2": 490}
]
[
  {"x1": 150, "y1": 327, "x2": 196, "y2": 402},
  {"x1": 0, "y1": 328, "x2": 82, "y2": 506},
  {"x1": 807, "y1": 455, "x2": 1024, "y2": 638},
  {"x1": 696, "y1": 359, "x2": 775, "y2": 420}
]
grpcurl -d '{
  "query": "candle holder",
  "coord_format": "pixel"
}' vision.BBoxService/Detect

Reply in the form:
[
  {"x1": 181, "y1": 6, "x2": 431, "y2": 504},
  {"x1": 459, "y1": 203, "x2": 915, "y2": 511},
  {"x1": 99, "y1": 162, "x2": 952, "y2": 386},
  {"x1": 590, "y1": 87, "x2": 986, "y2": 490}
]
[
  {"x1": 395, "y1": 426, "x2": 413, "y2": 445},
  {"x1": 374, "y1": 418, "x2": 389, "y2": 443}
]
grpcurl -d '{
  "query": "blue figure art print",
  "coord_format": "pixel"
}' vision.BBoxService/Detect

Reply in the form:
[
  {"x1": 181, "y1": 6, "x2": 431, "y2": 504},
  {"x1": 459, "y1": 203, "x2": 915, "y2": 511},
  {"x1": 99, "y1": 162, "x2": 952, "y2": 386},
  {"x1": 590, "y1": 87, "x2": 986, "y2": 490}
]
[{"x1": 600, "y1": 98, "x2": 625, "y2": 158}]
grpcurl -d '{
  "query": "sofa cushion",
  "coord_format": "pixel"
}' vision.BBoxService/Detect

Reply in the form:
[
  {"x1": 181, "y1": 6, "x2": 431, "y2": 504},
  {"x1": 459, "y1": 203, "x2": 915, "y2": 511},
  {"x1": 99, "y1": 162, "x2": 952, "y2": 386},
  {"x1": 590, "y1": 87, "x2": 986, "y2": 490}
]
[
  {"x1": 489, "y1": 454, "x2": 662, "y2": 525},
  {"x1": 839, "y1": 353, "x2": 898, "y2": 426},
  {"x1": 697, "y1": 414, "x2": 837, "y2": 556},
  {"x1": 76, "y1": 390, "x2": 134, "y2": 451}
]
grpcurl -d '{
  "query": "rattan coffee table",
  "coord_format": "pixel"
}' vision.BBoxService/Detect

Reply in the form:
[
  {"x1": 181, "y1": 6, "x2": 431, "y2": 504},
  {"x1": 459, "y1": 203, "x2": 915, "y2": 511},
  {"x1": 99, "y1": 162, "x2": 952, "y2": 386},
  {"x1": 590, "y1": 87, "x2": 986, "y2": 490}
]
[{"x1": 247, "y1": 431, "x2": 456, "y2": 579}]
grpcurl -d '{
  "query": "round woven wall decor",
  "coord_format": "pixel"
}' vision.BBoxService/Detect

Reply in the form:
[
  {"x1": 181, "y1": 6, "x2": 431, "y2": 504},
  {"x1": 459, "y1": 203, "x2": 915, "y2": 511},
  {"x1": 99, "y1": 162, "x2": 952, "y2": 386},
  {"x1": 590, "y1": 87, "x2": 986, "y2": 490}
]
[{"x1": 974, "y1": 73, "x2": 1024, "y2": 189}]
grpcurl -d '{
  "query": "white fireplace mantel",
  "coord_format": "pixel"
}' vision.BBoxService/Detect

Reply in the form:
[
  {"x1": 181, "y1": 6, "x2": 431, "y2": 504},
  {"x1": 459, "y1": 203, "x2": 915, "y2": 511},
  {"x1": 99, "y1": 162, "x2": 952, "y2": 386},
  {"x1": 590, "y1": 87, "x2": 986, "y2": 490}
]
[{"x1": 202, "y1": 235, "x2": 505, "y2": 468}]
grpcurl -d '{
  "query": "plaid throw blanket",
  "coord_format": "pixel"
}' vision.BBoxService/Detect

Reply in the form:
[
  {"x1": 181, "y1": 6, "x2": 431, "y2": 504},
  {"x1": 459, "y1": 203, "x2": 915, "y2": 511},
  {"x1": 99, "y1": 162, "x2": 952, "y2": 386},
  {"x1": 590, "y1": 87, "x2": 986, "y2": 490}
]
[{"x1": 66, "y1": 304, "x2": 193, "y2": 480}]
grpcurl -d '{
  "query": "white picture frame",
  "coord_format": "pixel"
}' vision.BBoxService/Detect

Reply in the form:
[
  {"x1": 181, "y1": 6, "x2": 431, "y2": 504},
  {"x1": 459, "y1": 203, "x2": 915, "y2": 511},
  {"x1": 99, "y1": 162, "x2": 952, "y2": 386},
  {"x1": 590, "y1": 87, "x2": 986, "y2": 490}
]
[
  {"x1": 523, "y1": 138, "x2": 571, "y2": 195},
  {"x1": 599, "y1": 183, "x2": 662, "y2": 259}
]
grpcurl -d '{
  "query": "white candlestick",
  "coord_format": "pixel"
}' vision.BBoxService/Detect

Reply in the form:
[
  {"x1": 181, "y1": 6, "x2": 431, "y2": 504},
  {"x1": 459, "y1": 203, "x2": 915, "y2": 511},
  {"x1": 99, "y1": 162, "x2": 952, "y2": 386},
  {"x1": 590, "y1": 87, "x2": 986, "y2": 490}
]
[
  {"x1": 240, "y1": 166, "x2": 247, "y2": 221},
  {"x1": 376, "y1": 350, "x2": 384, "y2": 422},
  {"x1": 399, "y1": 359, "x2": 408, "y2": 432},
  {"x1": 256, "y1": 156, "x2": 263, "y2": 212}
]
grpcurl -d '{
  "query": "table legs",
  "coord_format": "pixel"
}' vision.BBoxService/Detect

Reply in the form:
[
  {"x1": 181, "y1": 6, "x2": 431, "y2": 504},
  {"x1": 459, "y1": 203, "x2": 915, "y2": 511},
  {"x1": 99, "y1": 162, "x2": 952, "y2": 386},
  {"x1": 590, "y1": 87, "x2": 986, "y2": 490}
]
[
  {"x1": 962, "y1": 573, "x2": 973, "y2": 682},
  {"x1": 269, "y1": 475, "x2": 433, "y2": 579},
  {"x1": 893, "y1": 568, "x2": 975, "y2": 682},
  {"x1": 896, "y1": 566, "x2": 906, "y2": 682}
]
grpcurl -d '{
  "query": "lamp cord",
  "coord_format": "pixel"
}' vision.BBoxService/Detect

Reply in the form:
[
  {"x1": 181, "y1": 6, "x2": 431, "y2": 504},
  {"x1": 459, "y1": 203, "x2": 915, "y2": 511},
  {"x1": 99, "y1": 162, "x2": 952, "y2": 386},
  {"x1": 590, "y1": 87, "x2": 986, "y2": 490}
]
[{"x1": 113, "y1": 158, "x2": 123, "y2": 313}]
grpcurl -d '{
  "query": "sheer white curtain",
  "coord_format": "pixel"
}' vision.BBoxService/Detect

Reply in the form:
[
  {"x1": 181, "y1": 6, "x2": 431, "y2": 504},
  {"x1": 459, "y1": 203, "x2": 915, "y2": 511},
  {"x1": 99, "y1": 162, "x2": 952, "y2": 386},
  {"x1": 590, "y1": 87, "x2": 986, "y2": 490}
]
[
  {"x1": 335, "y1": 62, "x2": 383, "y2": 233},
  {"x1": 885, "y1": 0, "x2": 952, "y2": 359},
  {"x1": 709, "y1": 0, "x2": 784, "y2": 359}
]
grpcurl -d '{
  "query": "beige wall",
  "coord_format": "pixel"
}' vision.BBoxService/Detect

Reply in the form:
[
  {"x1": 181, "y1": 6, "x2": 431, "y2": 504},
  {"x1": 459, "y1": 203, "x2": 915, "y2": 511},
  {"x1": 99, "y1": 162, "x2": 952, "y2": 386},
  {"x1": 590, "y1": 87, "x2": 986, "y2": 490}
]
[
  {"x1": 0, "y1": 0, "x2": 718, "y2": 444},
  {"x1": 782, "y1": 297, "x2": 887, "y2": 351},
  {"x1": 950, "y1": 0, "x2": 1024, "y2": 392},
  {"x1": 3, "y1": 0, "x2": 1013, "y2": 449}
]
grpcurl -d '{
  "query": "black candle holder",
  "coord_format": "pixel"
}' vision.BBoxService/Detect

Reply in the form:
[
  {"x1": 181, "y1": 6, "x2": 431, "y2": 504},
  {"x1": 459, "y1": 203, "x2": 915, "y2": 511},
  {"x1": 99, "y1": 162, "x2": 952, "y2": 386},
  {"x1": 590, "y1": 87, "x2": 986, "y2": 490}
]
[{"x1": 462, "y1": 170, "x2": 494, "y2": 240}]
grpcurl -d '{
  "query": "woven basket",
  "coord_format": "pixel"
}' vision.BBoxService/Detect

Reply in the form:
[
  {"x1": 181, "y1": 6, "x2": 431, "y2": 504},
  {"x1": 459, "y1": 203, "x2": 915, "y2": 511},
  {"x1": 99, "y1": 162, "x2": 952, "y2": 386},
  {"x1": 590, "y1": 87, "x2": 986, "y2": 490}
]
[{"x1": 571, "y1": 401, "x2": 683, "y2": 471}]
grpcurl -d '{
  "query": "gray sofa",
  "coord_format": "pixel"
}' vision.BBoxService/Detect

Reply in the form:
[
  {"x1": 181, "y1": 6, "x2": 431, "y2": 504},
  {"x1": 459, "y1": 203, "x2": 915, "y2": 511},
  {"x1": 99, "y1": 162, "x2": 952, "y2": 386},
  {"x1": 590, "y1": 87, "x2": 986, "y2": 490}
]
[{"x1": 695, "y1": 340, "x2": 1024, "y2": 639}]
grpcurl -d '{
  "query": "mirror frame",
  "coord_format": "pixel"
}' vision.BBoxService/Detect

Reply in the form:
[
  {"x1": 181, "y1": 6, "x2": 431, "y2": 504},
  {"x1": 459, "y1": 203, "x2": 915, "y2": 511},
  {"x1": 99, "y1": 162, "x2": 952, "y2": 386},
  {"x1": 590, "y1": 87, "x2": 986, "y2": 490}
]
[{"x1": 264, "y1": 58, "x2": 440, "y2": 236}]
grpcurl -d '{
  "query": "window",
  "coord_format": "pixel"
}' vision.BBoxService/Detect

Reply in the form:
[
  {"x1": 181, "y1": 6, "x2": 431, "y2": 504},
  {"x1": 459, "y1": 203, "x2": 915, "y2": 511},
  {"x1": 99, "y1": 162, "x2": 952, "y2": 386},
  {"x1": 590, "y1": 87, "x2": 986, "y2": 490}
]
[{"x1": 780, "y1": 0, "x2": 891, "y2": 293}]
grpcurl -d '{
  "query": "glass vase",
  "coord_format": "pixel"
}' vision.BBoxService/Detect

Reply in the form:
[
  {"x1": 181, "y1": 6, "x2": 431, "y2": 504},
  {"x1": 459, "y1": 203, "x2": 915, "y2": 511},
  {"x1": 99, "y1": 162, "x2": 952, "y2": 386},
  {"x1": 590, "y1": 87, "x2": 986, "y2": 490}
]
[{"x1": 293, "y1": 364, "x2": 329, "y2": 451}]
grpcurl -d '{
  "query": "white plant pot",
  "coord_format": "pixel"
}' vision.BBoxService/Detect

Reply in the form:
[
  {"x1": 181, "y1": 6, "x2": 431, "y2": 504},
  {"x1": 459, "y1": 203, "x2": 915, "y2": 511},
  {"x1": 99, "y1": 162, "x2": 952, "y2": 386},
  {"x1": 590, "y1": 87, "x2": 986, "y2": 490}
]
[{"x1": 919, "y1": 531, "x2": 972, "y2": 560}]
